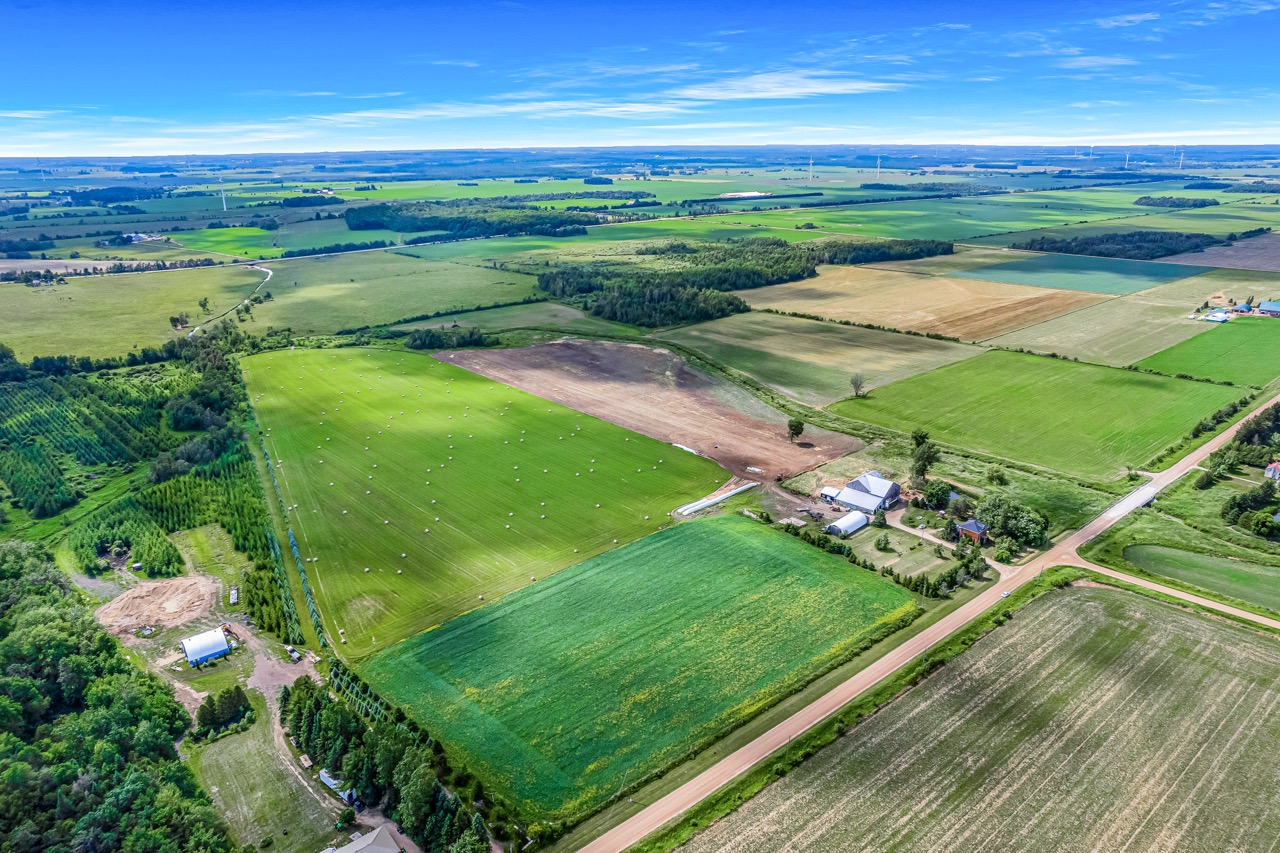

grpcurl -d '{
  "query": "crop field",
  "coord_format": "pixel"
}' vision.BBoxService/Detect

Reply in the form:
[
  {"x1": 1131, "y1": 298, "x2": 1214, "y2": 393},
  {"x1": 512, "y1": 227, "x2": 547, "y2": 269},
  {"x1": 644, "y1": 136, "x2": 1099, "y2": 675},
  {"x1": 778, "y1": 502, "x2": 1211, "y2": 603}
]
[
  {"x1": 741, "y1": 265, "x2": 1108, "y2": 341},
  {"x1": 256, "y1": 251, "x2": 539, "y2": 333},
  {"x1": 360, "y1": 515, "x2": 917, "y2": 820},
  {"x1": 829, "y1": 351, "x2": 1240, "y2": 477},
  {"x1": 393, "y1": 301, "x2": 628, "y2": 334},
  {"x1": 1133, "y1": 316, "x2": 1280, "y2": 385},
  {"x1": 657, "y1": 312, "x2": 980, "y2": 405},
  {"x1": 863, "y1": 246, "x2": 1038, "y2": 275},
  {"x1": 969, "y1": 201, "x2": 1280, "y2": 247},
  {"x1": 242, "y1": 347, "x2": 724, "y2": 652},
  {"x1": 952, "y1": 252, "x2": 1213, "y2": 295},
  {"x1": 681, "y1": 585, "x2": 1280, "y2": 853},
  {"x1": 0, "y1": 264, "x2": 264, "y2": 359},
  {"x1": 1124, "y1": 544, "x2": 1280, "y2": 614},
  {"x1": 174, "y1": 220, "x2": 406, "y2": 259}
]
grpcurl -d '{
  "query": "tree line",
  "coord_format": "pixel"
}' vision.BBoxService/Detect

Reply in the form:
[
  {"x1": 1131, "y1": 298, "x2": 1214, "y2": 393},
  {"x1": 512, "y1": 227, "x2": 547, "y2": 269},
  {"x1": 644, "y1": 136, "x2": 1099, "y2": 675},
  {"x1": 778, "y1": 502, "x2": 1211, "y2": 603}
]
[
  {"x1": 347, "y1": 201, "x2": 597, "y2": 241},
  {"x1": 1133, "y1": 196, "x2": 1220, "y2": 209},
  {"x1": 1010, "y1": 230, "x2": 1222, "y2": 260}
]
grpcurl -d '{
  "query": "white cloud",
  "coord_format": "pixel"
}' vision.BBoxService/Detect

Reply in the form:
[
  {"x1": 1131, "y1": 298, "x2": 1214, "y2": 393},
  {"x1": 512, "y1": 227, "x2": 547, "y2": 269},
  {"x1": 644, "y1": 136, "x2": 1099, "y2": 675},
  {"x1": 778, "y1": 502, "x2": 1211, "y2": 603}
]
[
  {"x1": 0, "y1": 110, "x2": 61, "y2": 119},
  {"x1": 1096, "y1": 12, "x2": 1159, "y2": 28},
  {"x1": 1055, "y1": 55, "x2": 1138, "y2": 70},
  {"x1": 668, "y1": 70, "x2": 900, "y2": 101}
]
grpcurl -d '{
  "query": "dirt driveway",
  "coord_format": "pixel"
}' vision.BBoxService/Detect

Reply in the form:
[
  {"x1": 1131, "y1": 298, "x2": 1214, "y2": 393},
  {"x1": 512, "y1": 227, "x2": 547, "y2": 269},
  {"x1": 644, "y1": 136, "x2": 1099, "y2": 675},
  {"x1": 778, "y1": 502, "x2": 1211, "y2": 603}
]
[{"x1": 438, "y1": 339, "x2": 859, "y2": 482}]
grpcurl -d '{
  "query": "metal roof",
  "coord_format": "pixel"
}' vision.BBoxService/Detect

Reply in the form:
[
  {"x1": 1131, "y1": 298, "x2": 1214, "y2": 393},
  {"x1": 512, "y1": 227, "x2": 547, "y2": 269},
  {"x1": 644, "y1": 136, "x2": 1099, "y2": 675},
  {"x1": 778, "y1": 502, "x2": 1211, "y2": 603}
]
[
  {"x1": 826, "y1": 511, "x2": 869, "y2": 535},
  {"x1": 850, "y1": 471, "x2": 897, "y2": 499},
  {"x1": 180, "y1": 628, "x2": 229, "y2": 663},
  {"x1": 834, "y1": 488, "x2": 883, "y2": 513},
  {"x1": 957, "y1": 519, "x2": 990, "y2": 534}
]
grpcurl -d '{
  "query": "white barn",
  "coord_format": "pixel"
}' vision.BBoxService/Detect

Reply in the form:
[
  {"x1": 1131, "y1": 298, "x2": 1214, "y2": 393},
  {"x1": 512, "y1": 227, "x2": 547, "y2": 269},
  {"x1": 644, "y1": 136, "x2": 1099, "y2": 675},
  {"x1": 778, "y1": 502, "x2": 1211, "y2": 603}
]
[{"x1": 180, "y1": 627, "x2": 230, "y2": 666}]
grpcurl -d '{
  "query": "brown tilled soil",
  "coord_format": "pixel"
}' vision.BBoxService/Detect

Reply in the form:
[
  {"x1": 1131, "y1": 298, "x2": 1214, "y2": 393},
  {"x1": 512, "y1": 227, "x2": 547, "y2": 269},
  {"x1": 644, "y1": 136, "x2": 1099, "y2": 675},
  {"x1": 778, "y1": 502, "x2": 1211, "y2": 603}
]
[
  {"x1": 95, "y1": 575, "x2": 219, "y2": 634},
  {"x1": 437, "y1": 340, "x2": 859, "y2": 482},
  {"x1": 1160, "y1": 231, "x2": 1280, "y2": 272}
]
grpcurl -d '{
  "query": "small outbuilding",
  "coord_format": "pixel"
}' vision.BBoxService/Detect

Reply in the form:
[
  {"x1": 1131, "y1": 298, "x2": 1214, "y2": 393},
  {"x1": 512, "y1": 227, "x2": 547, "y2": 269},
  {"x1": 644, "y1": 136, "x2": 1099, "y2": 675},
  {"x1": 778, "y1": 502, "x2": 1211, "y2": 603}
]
[
  {"x1": 180, "y1": 627, "x2": 230, "y2": 666},
  {"x1": 957, "y1": 519, "x2": 990, "y2": 545},
  {"x1": 1232, "y1": 303, "x2": 1254, "y2": 313},
  {"x1": 826, "y1": 511, "x2": 870, "y2": 537},
  {"x1": 1266, "y1": 462, "x2": 1280, "y2": 481}
]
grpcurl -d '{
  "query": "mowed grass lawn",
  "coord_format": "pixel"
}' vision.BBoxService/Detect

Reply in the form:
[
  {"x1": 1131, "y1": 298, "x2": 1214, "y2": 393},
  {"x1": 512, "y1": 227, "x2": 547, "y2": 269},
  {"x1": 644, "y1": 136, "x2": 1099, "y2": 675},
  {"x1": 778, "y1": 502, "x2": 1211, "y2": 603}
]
[
  {"x1": 242, "y1": 348, "x2": 725, "y2": 654},
  {"x1": 1134, "y1": 316, "x2": 1280, "y2": 386},
  {"x1": 829, "y1": 350, "x2": 1240, "y2": 477},
  {"x1": 953, "y1": 253, "x2": 1213, "y2": 295},
  {"x1": 682, "y1": 586, "x2": 1280, "y2": 853},
  {"x1": 658, "y1": 312, "x2": 980, "y2": 405},
  {"x1": 360, "y1": 515, "x2": 917, "y2": 820}
]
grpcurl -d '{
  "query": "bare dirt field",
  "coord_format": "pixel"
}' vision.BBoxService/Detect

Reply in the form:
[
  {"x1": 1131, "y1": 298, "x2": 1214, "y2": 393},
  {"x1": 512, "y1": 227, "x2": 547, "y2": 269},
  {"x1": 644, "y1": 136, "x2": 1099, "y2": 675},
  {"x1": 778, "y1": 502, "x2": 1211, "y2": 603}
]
[
  {"x1": 95, "y1": 575, "x2": 219, "y2": 634},
  {"x1": 1161, "y1": 230, "x2": 1280, "y2": 271},
  {"x1": 742, "y1": 266, "x2": 1109, "y2": 341},
  {"x1": 437, "y1": 340, "x2": 859, "y2": 481},
  {"x1": 679, "y1": 585, "x2": 1280, "y2": 853}
]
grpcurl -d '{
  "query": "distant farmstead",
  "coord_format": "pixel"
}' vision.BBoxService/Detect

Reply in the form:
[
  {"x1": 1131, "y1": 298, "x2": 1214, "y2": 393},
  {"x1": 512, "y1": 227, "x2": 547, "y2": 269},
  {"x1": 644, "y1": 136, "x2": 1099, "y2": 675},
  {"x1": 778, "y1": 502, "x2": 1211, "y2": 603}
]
[{"x1": 180, "y1": 627, "x2": 230, "y2": 666}]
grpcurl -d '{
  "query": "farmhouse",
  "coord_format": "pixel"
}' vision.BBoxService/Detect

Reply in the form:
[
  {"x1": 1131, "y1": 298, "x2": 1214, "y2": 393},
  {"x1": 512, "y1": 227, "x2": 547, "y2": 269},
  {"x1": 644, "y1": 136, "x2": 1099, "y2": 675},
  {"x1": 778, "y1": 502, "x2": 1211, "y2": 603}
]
[
  {"x1": 824, "y1": 471, "x2": 901, "y2": 514},
  {"x1": 1258, "y1": 300, "x2": 1280, "y2": 317},
  {"x1": 956, "y1": 519, "x2": 990, "y2": 544},
  {"x1": 1266, "y1": 462, "x2": 1280, "y2": 481},
  {"x1": 179, "y1": 627, "x2": 230, "y2": 666},
  {"x1": 826, "y1": 511, "x2": 869, "y2": 537},
  {"x1": 320, "y1": 827, "x2": 400, "y2": 853}
]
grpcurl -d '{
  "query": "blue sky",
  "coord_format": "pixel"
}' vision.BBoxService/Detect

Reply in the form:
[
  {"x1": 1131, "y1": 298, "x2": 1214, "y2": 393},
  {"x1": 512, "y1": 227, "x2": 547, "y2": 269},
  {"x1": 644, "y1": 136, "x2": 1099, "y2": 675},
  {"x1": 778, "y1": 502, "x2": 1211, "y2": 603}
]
[{"x1": 4, "y1": 0, "x2": 1280, "y2": 155}]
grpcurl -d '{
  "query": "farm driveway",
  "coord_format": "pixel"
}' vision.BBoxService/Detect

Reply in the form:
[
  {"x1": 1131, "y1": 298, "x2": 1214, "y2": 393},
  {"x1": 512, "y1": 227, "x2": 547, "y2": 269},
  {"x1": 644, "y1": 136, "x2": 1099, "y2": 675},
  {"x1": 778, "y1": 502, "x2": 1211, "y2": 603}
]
[{"x1": 577, "y1": 387, "x2": 1280, "y2": 853}]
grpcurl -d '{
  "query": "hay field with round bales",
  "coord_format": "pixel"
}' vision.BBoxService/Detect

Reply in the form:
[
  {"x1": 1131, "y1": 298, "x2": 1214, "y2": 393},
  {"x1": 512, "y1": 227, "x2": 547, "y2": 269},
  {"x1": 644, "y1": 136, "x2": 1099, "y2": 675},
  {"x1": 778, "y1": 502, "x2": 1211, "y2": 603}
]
[
  {"x1": 241, "y1": 347, "x2": 726, "y2": 655},
  {"x1": 361, "y1": 515, "x2": 917, "y2": 821},
  {"x1": 829, "y1": 350, "x2": 1241, "y2": 478},
  {"x1": 680, "y1": 585, "x2": 1280, "y2": 853},
  {"x1": 657, "y1": 312, "x2": 982, "y2": 405},
  {"x1": 1134, "y1": 315, "x2": 1280, "y2": 386},
  {"x1": 741, "y1": 265, "x2": 1109, "y2": 341}
]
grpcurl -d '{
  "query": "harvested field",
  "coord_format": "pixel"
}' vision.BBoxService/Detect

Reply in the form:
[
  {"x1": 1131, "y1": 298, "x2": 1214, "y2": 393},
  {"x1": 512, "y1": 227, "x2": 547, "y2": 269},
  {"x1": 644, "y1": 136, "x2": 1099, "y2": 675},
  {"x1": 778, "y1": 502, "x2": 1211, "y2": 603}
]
[
  {"x1": 680, "y1": 585, "x2": 1280, "y2": 853},
  {"x1": 987, "y1": 294, "x2": 1212, "y2": 366},
  {"x1": 95, "y1": 575, "x2": 218, "y2": 634},
  {"x1": 1160, "y1": 230, "x2": 1280, "y2": 271},
  {"x1": 657, "y1": 313, "x2": 980, "y2": 405},
  {"x1": 741, "y1": 265, "x2": 1108, "y2": 341},
  {"x1": 438, "y1": 339, "x2": 859, "y2": 480}
]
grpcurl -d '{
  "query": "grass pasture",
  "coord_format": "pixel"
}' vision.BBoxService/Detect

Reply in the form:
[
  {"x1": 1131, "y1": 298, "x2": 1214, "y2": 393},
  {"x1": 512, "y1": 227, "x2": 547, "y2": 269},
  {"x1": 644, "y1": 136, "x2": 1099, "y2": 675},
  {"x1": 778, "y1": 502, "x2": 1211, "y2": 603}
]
[
  {"x1": 829, "y1": 350, "x2": 1240, "y2": 477},
  {"x1": 1124, "y1": 544, "x2": 1280, "y2": 614},
  {"x1": 952, "y1": 252, "x2": 1213, "y2": 295},
  {"x1": 257, "y1": 251, "x2": 539, "y2": 333},
  {"x1": 658, "y1": 312, "x2": 980, "y2": 405},
  {"x1": 741, "y1": 265, "x2": 1109, "y2": 341},
  {"x1": 681, "y1": 585, "x2": 1280, "y2": 853},
  {"x1": 0, "y1": 264, "x2": 264, "y2": 360},
  {"x1": 361, "y1": 515, "x2": 916, "y2": 820},
  {"x1": 1134, "y1": 316, "x2": 1280, "y2": 386},
  {"x1": 241, "y1": 348, "x2": 725, "y2": 653}
]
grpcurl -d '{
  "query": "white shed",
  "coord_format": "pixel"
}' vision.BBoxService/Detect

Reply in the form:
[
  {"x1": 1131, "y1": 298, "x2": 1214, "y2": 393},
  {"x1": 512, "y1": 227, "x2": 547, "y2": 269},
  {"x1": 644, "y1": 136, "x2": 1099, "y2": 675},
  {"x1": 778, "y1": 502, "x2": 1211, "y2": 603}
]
[
  {"x1": 180, "y1": 627, "x2": 230, "y2": 666},
  {"x1": 826, "y1": 511, "x2": 870, "y2": 537}
]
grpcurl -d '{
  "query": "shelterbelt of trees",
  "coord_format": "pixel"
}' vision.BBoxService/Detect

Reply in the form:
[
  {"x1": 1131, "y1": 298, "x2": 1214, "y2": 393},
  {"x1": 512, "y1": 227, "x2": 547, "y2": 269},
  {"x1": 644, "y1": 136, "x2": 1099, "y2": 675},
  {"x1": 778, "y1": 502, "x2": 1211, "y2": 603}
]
[
  {"x1": 346, "y1": 200, "x2": 597, "y2": 240},
  {"x1": 0, "y1": 540, "x2": 237, "y2": 852},
  {"x1": 537, "y1": 236, "x2": 953, "y2": 326}
]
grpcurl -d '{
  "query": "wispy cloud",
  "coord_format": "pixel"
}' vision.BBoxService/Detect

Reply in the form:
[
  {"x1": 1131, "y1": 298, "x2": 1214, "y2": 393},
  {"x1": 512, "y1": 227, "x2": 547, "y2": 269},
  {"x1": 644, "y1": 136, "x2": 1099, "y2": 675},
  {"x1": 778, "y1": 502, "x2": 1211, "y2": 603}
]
[
  {"x1": 1055, "y1": 55, "x2": 1138, "y2": 70},
  {"x1": 0, "y1": 110, "x2": 61, "y2": 119},
  {"x1": 669, "y1": 70, "x2": 901, "y2": 101},
  {"x1": 1096, "y1": 12, "x2": 1159, "y2": 28}
]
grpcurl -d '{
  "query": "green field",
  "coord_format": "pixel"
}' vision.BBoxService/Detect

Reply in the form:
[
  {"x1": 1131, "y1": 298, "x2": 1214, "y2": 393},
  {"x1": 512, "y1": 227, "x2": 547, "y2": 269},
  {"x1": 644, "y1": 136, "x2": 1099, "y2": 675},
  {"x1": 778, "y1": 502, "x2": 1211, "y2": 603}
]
[
  {"x1": 681, "y1": 585, "x2": 1280, "y2": 853},
  {"x1": 393, "y1": 301, "x2": 629, "y2": 334},
  {"x1": 953, "y1": 253, "x2": 1213, "y2": 295},
  {"x1": 658, "y1": 312, "x2": 980, "y2": 405},
  {"x1": 1124, "y1": 544, "x2": 1280, "y2": 613},
  {"x1": 829, "y1": 350, "x2": 1240, "y2": 477},
  {"x1": 360, "y1": 515, "x2": 917, "y2": 820},
  {"x1": 242, "y1": 347, "x2": 725, "y2": 652},
  {"x1": 1134, "y1": 316, "x2": 1280, "y2": 385},
  {"x1": 970, "y1": 201, "x2": 1280, "y2": 247},
  {"x1": 255, "y1": 251, "x2": 540, "y2": 333},
  {"x1": 0, "y1": 264, "x2": 264, "y2": 359}
]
